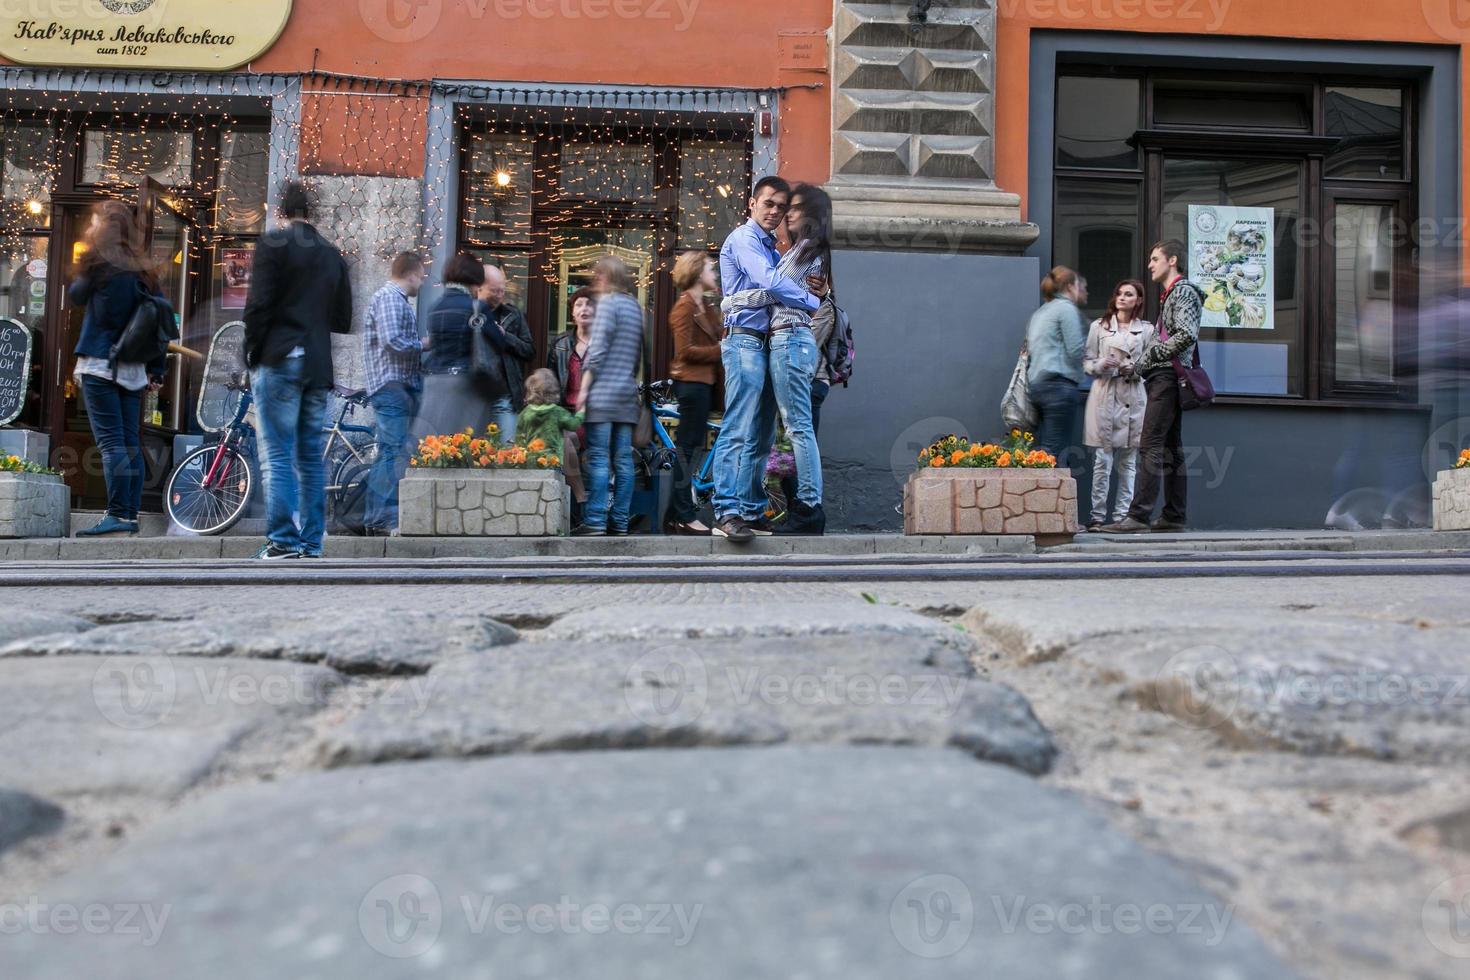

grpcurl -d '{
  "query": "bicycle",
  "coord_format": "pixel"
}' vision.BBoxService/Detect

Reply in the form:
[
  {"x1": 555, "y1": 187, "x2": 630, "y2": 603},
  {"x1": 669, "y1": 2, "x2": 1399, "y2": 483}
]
[
  {"x1": 165, "y1": 376, "x2": 378, "y2": 535},
  {"x1": 639, "y1": 380, "x2": 785, "y2": 520}
]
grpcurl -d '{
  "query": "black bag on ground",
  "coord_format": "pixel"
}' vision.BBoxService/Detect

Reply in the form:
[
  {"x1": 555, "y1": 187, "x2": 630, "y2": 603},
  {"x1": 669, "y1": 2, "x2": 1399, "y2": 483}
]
[{"x1": 109, "y1": 280, "x2": 177, "y2": 370}]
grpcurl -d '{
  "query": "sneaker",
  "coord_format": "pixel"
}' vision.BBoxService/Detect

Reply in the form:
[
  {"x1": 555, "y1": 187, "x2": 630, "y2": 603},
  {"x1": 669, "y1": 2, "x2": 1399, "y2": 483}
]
[
  {"x1": 299, "y1": 553, "x2": 323, "y2": 559},
  {"x1": 77, "y1": 515, "x2": 139, "y2": 537},
  {"x1": 1150, "y1": 519, "x2": 1187, "y2": 532},
  {"x1": 571, "y1": 524, "x2": 605, "y2": 537},
  {"x1": 607, "y1": 526, "x2": 630, "y2": 537},
  {"x1": 1100, "y1": 517, "x2": 1151, "y2": 534},
  {"x1": 256, "y1": 543, "x2": 302, "y2": 560},
  {"x1": 712, "y1": 515, "x2": 754, "y2": 543}
]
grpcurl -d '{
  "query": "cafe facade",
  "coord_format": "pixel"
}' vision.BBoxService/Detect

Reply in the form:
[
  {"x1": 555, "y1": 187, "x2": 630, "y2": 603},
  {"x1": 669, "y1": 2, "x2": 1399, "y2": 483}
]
[{"x1": 0, "y1": 0, "x2": 1464, "y2": 529}]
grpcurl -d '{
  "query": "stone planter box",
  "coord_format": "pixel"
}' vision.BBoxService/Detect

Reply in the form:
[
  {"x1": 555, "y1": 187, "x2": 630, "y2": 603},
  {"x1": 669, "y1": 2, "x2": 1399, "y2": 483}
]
[
  {"x1": 904, "y1": 468, "x2": 1078, "y2": 542},
  {"x1": 398, "y1": 468, "x2": 570, "y2": 537},
  {"x1": 0, "y1": 471, "x2": 69, "y2": 538},
  {"x1": 1432, "y1": 467, "x2": 1470, "y2": 531}
]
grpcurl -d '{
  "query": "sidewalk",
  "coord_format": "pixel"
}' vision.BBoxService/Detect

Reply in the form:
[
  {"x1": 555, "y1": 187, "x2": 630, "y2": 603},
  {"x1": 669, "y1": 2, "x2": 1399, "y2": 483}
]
[{"x1": 3, "y1": 528, "x2": 1468, "y2": 561}]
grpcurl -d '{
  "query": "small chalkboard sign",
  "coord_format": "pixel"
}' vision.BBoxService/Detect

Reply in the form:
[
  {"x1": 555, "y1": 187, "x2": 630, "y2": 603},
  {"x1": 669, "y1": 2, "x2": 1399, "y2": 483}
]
[
  {"x1": 196, "y1": 320, "x2": 246, "y2": 433},
  {"x1": 0, "y1": 318, "x2": 32, "y2": 427}
]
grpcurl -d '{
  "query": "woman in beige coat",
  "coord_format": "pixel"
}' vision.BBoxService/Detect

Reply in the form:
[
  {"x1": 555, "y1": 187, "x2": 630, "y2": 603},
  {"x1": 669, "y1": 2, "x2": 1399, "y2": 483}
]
[{"x1": 1083, "y1": 279, "x2": 1155, "y2": 529}]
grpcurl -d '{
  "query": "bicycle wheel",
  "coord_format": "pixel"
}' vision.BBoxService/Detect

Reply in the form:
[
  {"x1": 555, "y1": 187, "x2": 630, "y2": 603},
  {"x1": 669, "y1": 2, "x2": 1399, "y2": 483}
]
[
  {"x1": 166, "y1": 444, "x2": 255, "y2": 535},
  {"x1": 329, "y1": 458, "x2": 374, "y2": 535}
]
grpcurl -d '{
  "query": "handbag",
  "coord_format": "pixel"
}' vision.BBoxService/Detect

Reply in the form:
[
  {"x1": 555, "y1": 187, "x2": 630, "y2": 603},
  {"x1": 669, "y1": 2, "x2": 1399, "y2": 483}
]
[
  {"x1": 109, "y1": 280, "x2": 177, "y2": 375},
  {"x1": 468, "y1": 310, "x2": 508, "y2": 399},
  {"x1": 1000, "y1": 343, "x2": 1038, "y2": 432},
  {"x1": 1170, "y1": 344, "x2": 1215, "y2": 411}
]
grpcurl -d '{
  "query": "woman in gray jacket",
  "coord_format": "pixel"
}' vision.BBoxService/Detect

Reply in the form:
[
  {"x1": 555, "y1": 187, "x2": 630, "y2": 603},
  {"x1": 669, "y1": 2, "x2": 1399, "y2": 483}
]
[
  {"x1": 1083, "y1": 279, "x2": 1155, "y2": 529},
  {"x1": 574, "y1": 256, "x2": 644, "y2": 536}
]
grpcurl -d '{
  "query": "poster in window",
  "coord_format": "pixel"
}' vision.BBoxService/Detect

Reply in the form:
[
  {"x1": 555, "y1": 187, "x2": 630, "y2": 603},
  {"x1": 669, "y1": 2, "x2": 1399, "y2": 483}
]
[
  {"x1": 220, "y1": 248, "x2": 253, "y2": 310},
  {"x1": 1188, "y1": 205, "x2": 1272, "y2": 330}
]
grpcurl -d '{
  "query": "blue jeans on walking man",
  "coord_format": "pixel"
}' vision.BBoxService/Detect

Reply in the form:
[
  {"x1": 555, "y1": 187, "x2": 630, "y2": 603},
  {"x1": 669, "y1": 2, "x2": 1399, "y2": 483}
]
[
  {"x1": 712, "y1": 332, "x2": 777, "y2": 521},
  {"x1": 583, "y1": 420, "x2": 634, "y2": 532},
  {"x1": 768, "y1": 326, "x2": 822, "y2": 508},
  {"x1": 253, "y1": 357, "x2": 329, "y2": 556},
  {"x1": 79, "y1": 375, "x2": 145, "y2": 521},
  {"x1": 365, "y1": 381, "x2": 420, "y2": 531}
]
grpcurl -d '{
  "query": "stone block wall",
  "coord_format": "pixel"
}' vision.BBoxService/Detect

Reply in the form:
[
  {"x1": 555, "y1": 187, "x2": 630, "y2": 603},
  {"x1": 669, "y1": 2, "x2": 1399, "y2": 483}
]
[
  {"x1": 0, "y1": 473, "x2": 69, "y2": 538},
  {"x1": 399, "y1": 469, "x2": 569, "y2": 537},
  {"x1": 1432, "y1": 467, "x2": 1470, "y2": 531},
  {"x1": 904, "y1": 469, "x2": 1078, "y2": 537}
]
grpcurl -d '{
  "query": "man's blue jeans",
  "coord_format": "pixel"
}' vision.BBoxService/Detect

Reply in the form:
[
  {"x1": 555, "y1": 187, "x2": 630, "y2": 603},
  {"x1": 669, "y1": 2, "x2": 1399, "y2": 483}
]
[
  {"x1": 583, "y1": 420, "x2": 634, "y2": 531},
  {"x1": 79, "y1": 375, "x2": 144, "y2": 521},
  {"x1": 252, "y1": 358, "x2": 329, "y2": 555},
  {"x1": 768, "y1": 326, "x2": 822, "y2": 508},
  {"x1": 712, "y1": 333, "x2": 776, "y2": 521},
  {"x1": 490, "y1": 396, "x2": 517, "y2": 444},
  {"x1": 365, "y1": 381, "x2": 420, "y2": 530}
]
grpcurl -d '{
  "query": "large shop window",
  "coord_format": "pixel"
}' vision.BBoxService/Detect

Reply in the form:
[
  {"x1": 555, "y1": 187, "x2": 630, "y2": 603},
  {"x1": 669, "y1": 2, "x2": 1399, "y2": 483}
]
[
  {"x1": 458, "y1": 110, "x2": 753, "y2": 372},
  {"x1": 1053, "y1": 69, "x2": 1415, "y2": 404}
]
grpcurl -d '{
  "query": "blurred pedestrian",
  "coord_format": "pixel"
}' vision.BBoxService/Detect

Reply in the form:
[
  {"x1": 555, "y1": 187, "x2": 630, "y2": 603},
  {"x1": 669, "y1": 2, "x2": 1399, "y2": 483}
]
[
  {"x1": 476, "y1": 263, "x2": 534, "y2": 442},
  {"x1": 418, "y1": 253, "x2": 494, "y2": 442},
  {"x1": 664, "y1": 250, "x2": 722, "y2": 535},
  {"x1": 361, "y1": 250, "x2": 427, "y2": 535},
  {"x1": 1025, "y1": 266, "x2": 1088, "y2": 463},
  {"x1": 1082, "y1": 279, "x2": 1154, "y2": 530},
  {"x1": 68, "y1": 199, "x2": 166, "y2": 537},
  {"x1": 574, "y1": 256, "x2": 644, "y2": 536},
  {"x1": 242, "y1": 181, "x2": 353, "y2": 559}
]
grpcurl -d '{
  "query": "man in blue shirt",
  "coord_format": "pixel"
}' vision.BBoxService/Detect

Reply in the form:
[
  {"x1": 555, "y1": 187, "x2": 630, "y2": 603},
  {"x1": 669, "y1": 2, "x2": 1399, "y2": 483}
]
[
  {"x1": 711, "y1": 176, "x2": 822, "y2": 542},
  {"x1": 361, "y1": 251, "x2": 427, "y2": 534}
]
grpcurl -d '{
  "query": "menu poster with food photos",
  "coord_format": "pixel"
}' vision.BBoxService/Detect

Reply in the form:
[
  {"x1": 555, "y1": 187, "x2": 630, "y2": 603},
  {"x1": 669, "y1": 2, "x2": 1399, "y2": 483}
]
[{"x1": 1188, "y1": 205, "x2": 1273, "y2": 331}]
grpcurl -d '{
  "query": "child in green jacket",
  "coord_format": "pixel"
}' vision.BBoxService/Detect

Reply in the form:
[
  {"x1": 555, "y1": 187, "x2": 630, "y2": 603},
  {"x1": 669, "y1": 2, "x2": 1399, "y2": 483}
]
[{"x1": 516, "y1": 369, "x2": 586, "y2": 504}]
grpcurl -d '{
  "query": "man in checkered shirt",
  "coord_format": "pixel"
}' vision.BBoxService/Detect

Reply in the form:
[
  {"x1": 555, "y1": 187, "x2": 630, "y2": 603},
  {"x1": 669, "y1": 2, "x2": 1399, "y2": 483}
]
[{"x1": 361, "y1": 251, "x2": 428, "y2": 534}]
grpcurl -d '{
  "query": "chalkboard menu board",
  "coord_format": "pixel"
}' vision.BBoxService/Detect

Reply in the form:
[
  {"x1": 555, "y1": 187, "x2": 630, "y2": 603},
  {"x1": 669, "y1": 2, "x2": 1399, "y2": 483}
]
[
  {"x1": 196, "y1": 321, "x2": 246, "y2": 433},
  {"x1": 0, "y1": 318, "x2": 32, "y2": 427}
]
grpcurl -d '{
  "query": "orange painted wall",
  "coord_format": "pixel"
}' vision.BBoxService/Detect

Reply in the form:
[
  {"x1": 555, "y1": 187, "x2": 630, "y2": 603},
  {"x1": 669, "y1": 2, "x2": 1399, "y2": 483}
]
[
  {"x1": 994, "y1": 2, "x2": 1466, "y2": 222},
  {"x1": 251, "y1": 0, "x2": 833, "y2": 181}
]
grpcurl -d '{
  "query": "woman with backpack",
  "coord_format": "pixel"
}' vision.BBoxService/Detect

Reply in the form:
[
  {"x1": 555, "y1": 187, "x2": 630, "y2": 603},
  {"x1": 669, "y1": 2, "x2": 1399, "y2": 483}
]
[{"x1": 67, "y1": 200, "x2": 166, "y2": 537}]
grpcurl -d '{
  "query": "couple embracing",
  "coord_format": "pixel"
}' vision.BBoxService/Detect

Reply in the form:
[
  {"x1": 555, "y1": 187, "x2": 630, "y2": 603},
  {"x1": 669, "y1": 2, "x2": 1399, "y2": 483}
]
[{"x1": 709, "y1": 176, "x2": 835, "y2": 543}]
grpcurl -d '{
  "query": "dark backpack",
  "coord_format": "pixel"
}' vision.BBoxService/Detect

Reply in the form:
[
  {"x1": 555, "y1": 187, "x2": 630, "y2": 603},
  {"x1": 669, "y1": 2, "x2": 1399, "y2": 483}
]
[
  {"x1": 815, "y1": 296, "x2": 855, "y2": 386},
  {"x1": 109, "y1": 280, "x2": 177, "y2": 370}
]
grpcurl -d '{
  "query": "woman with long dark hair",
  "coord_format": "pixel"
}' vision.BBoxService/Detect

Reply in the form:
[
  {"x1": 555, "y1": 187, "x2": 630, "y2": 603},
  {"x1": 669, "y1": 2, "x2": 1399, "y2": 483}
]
[
  {"x1": 67, "y1": 199, "x2": 165, "y2": 537},
  {"x1": 1083, "y1": 279, "x2": 1155, "y2": 529}
]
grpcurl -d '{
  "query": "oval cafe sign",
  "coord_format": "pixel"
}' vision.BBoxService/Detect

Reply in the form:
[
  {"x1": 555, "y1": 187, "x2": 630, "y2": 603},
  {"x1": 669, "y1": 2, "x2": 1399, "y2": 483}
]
[{"x1": 1, "y1": 0, "x2": 293, "y2": 71}]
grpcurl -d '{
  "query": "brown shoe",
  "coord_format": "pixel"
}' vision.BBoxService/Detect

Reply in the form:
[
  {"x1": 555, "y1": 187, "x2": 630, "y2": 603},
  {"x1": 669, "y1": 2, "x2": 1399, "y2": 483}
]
[{"x1": 1150, "y1": 519, "x2": 1186, "y2": 532}]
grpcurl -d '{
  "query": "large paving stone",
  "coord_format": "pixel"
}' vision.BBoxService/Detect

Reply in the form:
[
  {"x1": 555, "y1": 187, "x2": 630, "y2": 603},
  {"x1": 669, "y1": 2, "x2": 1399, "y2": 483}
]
[
  {"x1": 0, "y1": 657, "x2": 343, "y2": 800},
  {"x1": 2, "y1": 747, "x2": 1290, "y2": 979},
  {"x1": 317, "y1": 636, "x2": 1056, "y2": 775},
  {"x1": 543, "y1": 601, "x2": 977, "y2": 653},
  {"x1": 0, "y1": 610, "x2": 518, "y2": 675},
  {"x1": 966, "y1": 586, "x2": 1470, "y2": 763},
  {"x1": 0, "y1": 609, "x2": 92, "y2": 646},
  {"x1": 0, "y1": 787, "x2": 63, "y2": 854}
]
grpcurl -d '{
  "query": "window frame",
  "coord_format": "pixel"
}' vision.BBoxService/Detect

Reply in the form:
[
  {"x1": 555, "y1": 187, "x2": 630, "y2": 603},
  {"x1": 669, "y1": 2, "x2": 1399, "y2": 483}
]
[{"x1": 1052, "y1": 65, "x2": 1418, "y2": 406}]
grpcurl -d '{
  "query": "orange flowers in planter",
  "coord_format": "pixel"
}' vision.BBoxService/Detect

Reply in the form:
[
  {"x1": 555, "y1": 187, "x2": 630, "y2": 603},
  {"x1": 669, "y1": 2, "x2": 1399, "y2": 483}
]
[
  {"x1": 916, "y1": 432, "x2": 1057, "y2": 471},
  {"x1": 410, "y1": 425, "x2": 561, "y2": 471},
  {"x1": 1458, "y1": 448, "x2": 1470, "y2": 469}
]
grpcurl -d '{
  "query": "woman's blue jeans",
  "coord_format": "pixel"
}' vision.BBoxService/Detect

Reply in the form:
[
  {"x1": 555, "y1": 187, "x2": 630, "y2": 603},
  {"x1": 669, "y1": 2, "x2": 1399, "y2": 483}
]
[
  {"x1": 583, "y1": 420, "x2": 634, "y2": 531},
  {"x1": 768, "y1": 326, "x2": 822, "y2": 508},
  {"x1": 79, "y1": 375, "x2": 145, "y2": 520}
]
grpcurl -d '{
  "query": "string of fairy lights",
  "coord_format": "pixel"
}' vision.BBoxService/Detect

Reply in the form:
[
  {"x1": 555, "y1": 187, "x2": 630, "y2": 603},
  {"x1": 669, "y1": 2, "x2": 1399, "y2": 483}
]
[{"x1": 0, "y1": 68, "x2": 787, "y2": 312}]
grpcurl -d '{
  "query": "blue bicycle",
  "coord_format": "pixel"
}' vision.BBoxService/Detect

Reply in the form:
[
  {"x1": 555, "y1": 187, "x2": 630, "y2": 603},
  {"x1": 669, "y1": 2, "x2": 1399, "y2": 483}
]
[{"x1": 640, "y1": 380, "x2": 784, "y2": 518}]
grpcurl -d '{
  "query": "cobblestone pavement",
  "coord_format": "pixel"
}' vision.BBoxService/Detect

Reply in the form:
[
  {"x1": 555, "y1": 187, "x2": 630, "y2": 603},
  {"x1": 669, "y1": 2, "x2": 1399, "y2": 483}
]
[{"x1": 2, "y1": 572, "x2": 1468, "y2": 977}]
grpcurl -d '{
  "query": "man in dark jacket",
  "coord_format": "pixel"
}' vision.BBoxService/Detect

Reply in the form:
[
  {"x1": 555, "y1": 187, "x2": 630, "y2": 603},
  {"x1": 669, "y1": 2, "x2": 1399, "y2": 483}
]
[
  {"x1": 243, "y1": 181, "x2": 353, "y2": 559},
  {"x1": 476, "y1": 263, "x2": 534, "y2": 442}
]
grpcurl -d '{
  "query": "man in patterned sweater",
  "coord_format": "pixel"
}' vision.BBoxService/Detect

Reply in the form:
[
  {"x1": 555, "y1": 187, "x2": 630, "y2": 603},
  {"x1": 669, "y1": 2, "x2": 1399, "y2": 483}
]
[{"x1": 1105, "y1": 239, "x2": 1201, "y2": 534}]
